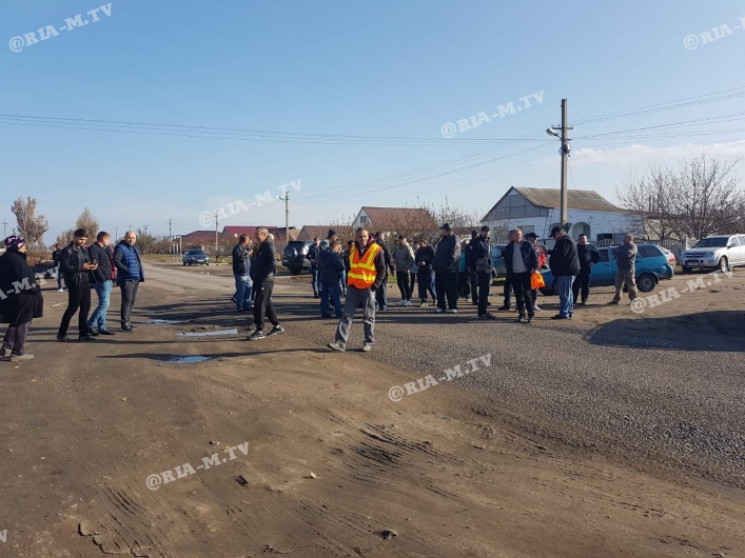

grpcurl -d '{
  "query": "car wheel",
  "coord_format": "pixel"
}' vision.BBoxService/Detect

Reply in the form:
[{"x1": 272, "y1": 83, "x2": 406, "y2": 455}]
[
  {"x1": 636, "y1": 273, "x2": 656, "y2": 293},
  {"x1": 717, "y1": 257, "x2": 729, "y2": 273},
  {"x1": 681, "y1": 266, "x2": 691, "y2": 273}
]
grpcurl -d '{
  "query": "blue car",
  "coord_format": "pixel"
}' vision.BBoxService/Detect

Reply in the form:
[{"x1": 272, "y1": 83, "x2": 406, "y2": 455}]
[{"x1": 540, "y1": 244, "x2": 673, "y2": 295}]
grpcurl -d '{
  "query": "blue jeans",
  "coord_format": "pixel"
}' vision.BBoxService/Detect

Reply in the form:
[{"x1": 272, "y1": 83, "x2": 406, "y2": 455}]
[
  {"x1": 321, "y1": 282, "x2": 343, "y2": 317},
  {"x1": 339, "y1": 270, "x2": 347, "y2": 296},
  {"x1": 55, "y1": 265, "x2": 63, "y2": 289},
  {"x1": 554, "y1": 275, "x2": 575, "y2": 317},
  {"x1": 311, "y1": 266, "x2": 320, "y2": 295},
  {"x1": 88, "y1": 280, "x2": 112, "y2": 330},
  {"x1": 234, "y1": 274, "x2": 253, "y2": 310}
]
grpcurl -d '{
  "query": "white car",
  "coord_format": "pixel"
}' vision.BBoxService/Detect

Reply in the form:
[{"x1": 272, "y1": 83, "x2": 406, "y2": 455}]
[{"x1": 680, "y1": 234, "x2": 745, "y2": 273}]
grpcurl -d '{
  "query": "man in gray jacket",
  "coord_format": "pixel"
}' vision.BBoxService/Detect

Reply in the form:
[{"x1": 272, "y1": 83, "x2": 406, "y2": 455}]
[
  {"x1": 392, "y1": 236, "x2": 415, "y2": 306},
  {"x1": 609, "y1": 234, "x2": 638, "y2": 304}
]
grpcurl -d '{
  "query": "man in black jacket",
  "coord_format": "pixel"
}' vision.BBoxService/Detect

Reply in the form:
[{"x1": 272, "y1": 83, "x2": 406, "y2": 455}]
[
  {"x1": 52, "y1": 242, "x2": 64, "y2": 292},
  {"x1": 232, "y1": 234, "x2": 253, "y2": 312},
  {"x1": 548, "y1": 226, "x2": 580, "y2": 320},
  {"x1": 415, "y1": 238, "x2": 436, "y2": 306},
  {"x1": 248, "y1": 227, "x2": 283, "y2": 340},
  {"x1": 373, "y1": 232, "x2": 394, "y2": 312},
  {"x1": 87, "y1": 231, "x2": 116, "y2": 336},
  {"x1": 306, "y1": 237, "x2": 321, "y2": 298},
  {"x1": 503, "y1": 228, "x2": 538, "y2": 323},
  {"x1": 573, "y1": 234, "x2": 600, "y2": 305},
  {"x1": 432, "y1": 223, "x2": 461, "y2": 314},
  {"x1": 470, "y1": 226, "x2": 495, "y2": 319},
  {"x1": 57, "y1": 229, "x2": 98, "y2": 342}
]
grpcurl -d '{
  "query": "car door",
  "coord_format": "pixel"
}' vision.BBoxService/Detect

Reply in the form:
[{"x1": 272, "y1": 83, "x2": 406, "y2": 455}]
[
  {"x1": 734, "y1": 236, "x2": 745, "y2": 267},
  {"x1": 591, "y1": 248, "x2": 614, "y2": 286}
]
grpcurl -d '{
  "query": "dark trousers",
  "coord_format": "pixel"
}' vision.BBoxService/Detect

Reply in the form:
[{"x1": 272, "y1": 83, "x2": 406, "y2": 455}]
[
  {"x1": 417, "y1": 269, "x2": 436, "y2": 301},
  {"x1": 512, "y1": 271, "x2": 534, "y2": 317},
  {"x1": 375, "y1": 276, "x2": 388, "y2": 309},
  {"x1": 435, "y1": 272, "x2": 458, "y2": 310},
  {"x1": 458, "y1": 271, "x2": 471, "y2": 299},
  {"x1": 58, "y1": 281, "x2": 91, "y2": 337},
  {"x1": 572, "y1": 270, "x2": 591, "y2": 303},
  {"x1": 503, "y1": 273, "x2": 513, "y2": 305},
  {"x1": 253, "y1": 279, "x2": 279, "y2": 331},
  {"x1": 396, "y1": 271, "x2": 412, "y2": 301},
  {"x1": 469, "y1": 269, "x2": 478, "y2": 304},
  {"x1": 477, "y1": 271, "x2": 491, "y2": 316},
  {"x1": 311, "y1": 266, "x2": 320, "y2": 296},
  {"x1": 119, "y1": 280, "x2": 139, "y2": 326},
  {"x1": 2, "y1": 321, "x2": 30, "y2": 355},
  {"x1": 409, "y1": 271, "x2": 416, "y2": 295},
  {"x1": 320, "y1": 282, "x2": 343, "y2": 318}
]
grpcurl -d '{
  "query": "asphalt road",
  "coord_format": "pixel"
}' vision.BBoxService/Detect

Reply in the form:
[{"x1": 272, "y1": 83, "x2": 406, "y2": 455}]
[{"x1": 151, "y1": 262, "x2": 745, "y2": 489}]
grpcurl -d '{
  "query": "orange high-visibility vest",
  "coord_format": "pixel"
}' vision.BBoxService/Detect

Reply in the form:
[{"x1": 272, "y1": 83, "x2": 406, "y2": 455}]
[{"x1": 347, "y1": 242, "x2": 382, "y2": 289}]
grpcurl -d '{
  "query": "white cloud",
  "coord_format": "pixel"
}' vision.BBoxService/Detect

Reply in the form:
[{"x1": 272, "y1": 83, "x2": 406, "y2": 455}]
[{"x1": 571, "y1": 140, "x2": 745, "y2": 166}]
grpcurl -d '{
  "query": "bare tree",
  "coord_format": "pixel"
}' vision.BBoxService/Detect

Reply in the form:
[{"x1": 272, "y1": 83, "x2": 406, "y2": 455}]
[
  {"x1": 617, "y1": 168, "x2": 678, "y2": 240},
  {"x1": 11, "y1": 197, "x2": 49, "y2": 248},
  {"x1": 57, "y1": 207, "x2": 101, "y2": 245}
]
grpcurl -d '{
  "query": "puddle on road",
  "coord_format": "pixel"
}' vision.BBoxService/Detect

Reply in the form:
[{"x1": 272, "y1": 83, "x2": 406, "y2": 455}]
[
  {"x1": 143, "y1": 319, "x2": 190, "y2": 325},
  {"x1": 169, "y1": 355, "x2": 212, "y2": 363},
  {"x1": 176, "y1": 328, "x2": 238, "y2": 338}
]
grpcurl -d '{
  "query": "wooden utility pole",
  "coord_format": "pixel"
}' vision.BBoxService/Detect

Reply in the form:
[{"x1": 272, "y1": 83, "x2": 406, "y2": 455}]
[
  {"x1": 279, "y1": 193, "x2": 290, "y2": 249},
  {"x1": 549, "y1": 99, "x2": 573, "y2": 228}
]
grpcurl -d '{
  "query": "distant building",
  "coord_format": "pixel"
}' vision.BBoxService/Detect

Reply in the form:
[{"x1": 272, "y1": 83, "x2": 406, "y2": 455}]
[
  {"x1": 297, "y1": 225, "x2": 333, "y2": 241},
  {"x1": 481, "y1": 187, "x2": 643, "y2": 243},
  {"x1": 221, "y1": 226, "x2": 297, "y2": 243},
  {"x1": 352, "y1": 206, "x2": 437, "y2": 233}
]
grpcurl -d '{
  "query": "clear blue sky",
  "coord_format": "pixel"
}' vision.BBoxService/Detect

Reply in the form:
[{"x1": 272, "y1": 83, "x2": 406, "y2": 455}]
[{"x1": 2, "y1": 0, "x2": 744, "y2": 241}]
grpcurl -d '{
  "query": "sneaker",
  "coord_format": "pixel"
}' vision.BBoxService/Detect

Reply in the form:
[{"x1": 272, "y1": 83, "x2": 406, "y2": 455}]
[
  {"x1": 121, "y1": 324, "x2": 134, "y2": 333},
  {"x1": 56, "y1": 335, "x2": 72, "y2": 342},
  {"x1": 10, "y1": 353, "x2": 34, "y2": 362},
  {"x1": 99, "y1": 329, "x2": 116, "y2": 336},
  {"x1": 248, "y1": 330, "x2": 266, "y2": 341},
  {"x1": 420, "y1": 301, "x2": 428, "y2": 308},
  {"x1": 478, "y1": 313, "x2": 496, "y2": 320},
  {"x1": 449, "y1": 308, "x2": 458, "y2": 314},
  {"x1": 526, "y1": 316, "x2": 534, "y2": 323},
  {"x1": 327, "y1": 341, "x2": 346, "y2": 352},
  {"x1": 578, "y1": 301, "x2": 587, "y2": 306},
  {"x1": 607, "y1": 300, "x2": 620, "y2": 305},
  {"x1": 267, "y1": 325, "x2": 284, "y2": 337},
  {"x1": 87, "y1": 327, "x2": 100, "y2": 337},
  {"x1": 497, "y1": 304, "x2": 511, "y2": 311},
  {"x1": 533, "y1": 304, "x2": 542, "y2": 312},
  {"x1": 361, "y1": 343, "x2": 372, "y2": 352},
  {"x1": 435, "y1": 308, "x2": 445, "y2": 313},
  {"x1": 0, "y1": 348, "x2": 8, "y2": 361},
  {"x1": 78, "y1": 335, "x2": 97, "y2": 342},
  {"x1": 56, "y1": 288, "x2": 64, "y2": 293},
  {"x1": 550, "y1": 314, "x2": 569, "y2": 320},
  {"x1": 516, "y1": 315, "x2": 528, "y2": 323},
  {"x1": 404, "y1": 300, "x2": 412, "y2": 307}
]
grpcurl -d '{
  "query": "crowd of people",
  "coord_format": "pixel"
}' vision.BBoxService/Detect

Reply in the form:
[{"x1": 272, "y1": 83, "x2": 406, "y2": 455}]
[{"x1": 0, "y1": 222, "x2": 640, "y2": 359}]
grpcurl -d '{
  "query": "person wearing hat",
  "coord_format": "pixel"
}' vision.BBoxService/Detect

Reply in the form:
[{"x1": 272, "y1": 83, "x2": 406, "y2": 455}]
[
  {"x1": 573, "y1": 234, "x2": 600, "y2": 305},
  {"x1": 57, "y1": 228, "x2": 99, "y2": 341},
  {"x1": 415, "y1": 237, "x2": 436, "y2": 306},
  {"x1": 392, "y1": 235, "x2": 415, "y2": 306},
  {"x1": 432, "y1": 223, "x2": 461, "y2": 313},
  {"x1": 548, "y1": 225, "x2": 580, "y2": 319},
  {"x1": 525, "y1": 232, "x2": 546, "y2": 311},
  {"x1": 466, "y1": 229, "x2": 479, "y2": 305},
  {"x1": 469, "y1": 225, "x2": 495, "y2": 319},
  {"x1": 0, "y1": 235, "x2": 43, "y2": 361}
]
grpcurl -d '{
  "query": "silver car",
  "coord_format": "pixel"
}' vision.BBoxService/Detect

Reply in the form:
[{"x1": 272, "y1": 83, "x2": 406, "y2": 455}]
[{"x1": 681, "y1": 234, "x2": 745, "y2": 273}]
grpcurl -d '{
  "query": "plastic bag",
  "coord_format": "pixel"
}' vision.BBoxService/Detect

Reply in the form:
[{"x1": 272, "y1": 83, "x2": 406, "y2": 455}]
[{"x1": 531, "y1": 271, "x2": 545, "y2": 289}]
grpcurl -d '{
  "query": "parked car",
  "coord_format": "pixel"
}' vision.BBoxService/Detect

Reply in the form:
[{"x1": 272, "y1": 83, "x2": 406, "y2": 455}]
[
  {"x1": 680, "y1": 234, "x2": 745, "y2": 273},
  {"x1": 540, "y1": 244, "x2": 673, "y2": 295},
  {"x1": 282, "y1": 240, "x2": 314, "y2": 274},
  {"x1": 182, "y1": 249, "x2": 210, "y2": 266},
  {"x1": 659, "y1": 246, "x2": 676, "y2": 267}
]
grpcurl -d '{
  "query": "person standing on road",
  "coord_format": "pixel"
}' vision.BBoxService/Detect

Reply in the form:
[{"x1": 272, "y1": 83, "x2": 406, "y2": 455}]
[
  {"x1": 319, "y1": 240, "x2": 345, "y2": 318},
  {"x1": 307, "y1": 237, "x2": 321, "y2": 299},
  {"x1": 609, "y1": 234, "x2": 638, "y2": 305},
  {"x1": 504, "y1": 228, "x2": 538, "y2": 323},
  {"x1": 409, "y1": 241, "x2": 419, "y2": 298},
  {"x1": 328, "y1": 228, "x2": 385, "y2": 353},
  {"x1": 52, "y1": 242, "x2": 65, "y2": 292},
  {"x1": 467, "y1": 230, "x2": 479, "y2": 306},
  {"x1": 373, "y1": 231, "x2": 393, "y2": 312},
  {"x1": 470, "y1": 225, "x2": 495, "y2": 319},
  {"x1": 433, "y1": 223, "x2": 461, "y2": 314},
  {"x1": 393, "y1": 235, "x2": 415, "y2": 306},
  {"x1": 0, "y1": 235, "x2": 43, "y2": 361},
  {"x1": 525, "y1": 232, "x2": 546, "y2": 312},
  {"x1": 498, "y1": 230, "x2": 515, "y2": 311},
  {"x1": 87, "y1": 231, "x2": 116, "y2": 336},
  {"x1": 113, "y1": 231, "x2": 144, "y2": 333},
  {"x1": 343, "y1": 239, "x2": 354, "y2": 297},
  {"x1": 232, "y1": 234, "x2": 253, "y2": 312},
  {"x1": 415, "y1": 238, "x2": 436, "y2": 306},
  {"x1": 548, "y1": 226, "x2": 579, "y2": 320},
  {"x1": 458, "y1": 239, "x2": 471, "y2": 301},
  {"x1": 57, "y1": 229, "x2": 98, "y2": 342},
  {"x1": 248, "y1": 227, "x2": 284, "y2": 340},
  {"x1": 573, "y1": 234, "x2": 600, "y2": 306}
]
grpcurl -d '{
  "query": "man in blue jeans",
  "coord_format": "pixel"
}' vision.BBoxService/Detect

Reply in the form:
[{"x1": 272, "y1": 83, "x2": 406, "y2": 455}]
[
  {"x1": 87, "y1": 231, "x2": 116, "y2": 335},
  {"x1": 307, "y1": 237, "x2": 321, "y2": 298},
  {"x1": 548, "y1": 226, "x2": 580, "y2": 320},
  {"x1": 231, "y1": 234, "x2": 253, "y2": 312}
]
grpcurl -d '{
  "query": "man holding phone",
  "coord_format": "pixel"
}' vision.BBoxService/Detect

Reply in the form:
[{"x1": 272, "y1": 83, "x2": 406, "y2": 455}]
[
  {"x1": 87, "y1": 231, "x2": 116, "y2": 335},
  {"x1": 57, "y1": 229, "x2": 98, "y2": 342}
]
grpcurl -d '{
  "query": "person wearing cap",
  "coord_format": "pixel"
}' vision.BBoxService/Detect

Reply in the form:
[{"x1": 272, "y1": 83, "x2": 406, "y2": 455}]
[
  {"x1": 574, "y1": 234, "x2": 600, "y2": 305},
  {"x1": 470, "y1": 225, "x2": 495, "y2": 319},
  {"x1": 548, "y1": 226, "x2": 580, "y2": 319},
  {"x1": 503, "y1": 228, "x2": 538, "y2": 323},
  {"x1": 58, "y1": 228, "x2": 99, "y2": 342},
  {"x1": 328, "y1": 228, "x2": 386, "y2": 352},
  {"x1": 415, "y1": 237, "x2": 436, "y2": 306},
  {"x1": 392, "y1": 235, "x2": 415, "y2": 306},
  {"x1": 465, "y1": 230, "x2": 479, "y2": 306},
  {"x1": 0, "y1": 235, "x2": 43, "y2": 361},
  {"x1": 457, "y1": 238, "x2": 471, "y2": 300},
  {"x1": 498, "y1": 230, "x2": 515, "y2": 311},
  {"x1": 432, "y1": 223, "x2": 461, "y2": 314},
  {"x1": 307, "y1": 237, "x2": 322, "y2": 298},
  {"x1": 525, "y1": 232, "x2": 546, "y2": 311},
  {"x1": 373, "y1": 231, "x2": 394, "y2": 312}
]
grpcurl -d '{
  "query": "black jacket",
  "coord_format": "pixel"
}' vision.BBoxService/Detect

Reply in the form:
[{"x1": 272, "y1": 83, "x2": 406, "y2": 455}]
[
  {"x1": 415, "y1": 245, "x2": 435, "y2": 272},
  {"x1": 467, "y1": 236, "x2": 491, "y2": 271},
  {"x1": 318, "y1": 249, "x2": 344, "y2": 284},
  {"x1": 375, "y1": 239, "x2": 393, "y2": 278},
  {"x1": 89, "y1": 243, "x2": 114, "y2": 283},
  {"x1": 433, "y1": 234, "x2": 461, "y2": 274},
  {"x1": 577, "y1": 244, "x2": 600, "y2": 272},
  {"x1": 232, "y1": 243, "x2": 249, "y2": 276},
  {"x1": 503, "y1": 241, "x2": 538, "y2": 274},
  {"x1": 549, "y1": 236, "x2": 580, "y2": 277},
  {"x1": 60, "y1": 242, "x2": 93, "y2": 285},
  {"x1": 251, "y1": 238, "x2": 276, "y2": 282},
  {"x1": 52, "y1": 248, "x2": 63, "y2": 266},
  {"x1": 307, "y1": 244, "x2": 320, "y2": 268},
  {"x1": 0, "y1": 250, "x2": 43, "y2": 324}
]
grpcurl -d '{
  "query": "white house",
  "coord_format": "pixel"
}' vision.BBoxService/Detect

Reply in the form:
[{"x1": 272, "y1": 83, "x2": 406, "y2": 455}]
[{"x1": 481, "y1": 187, "x2": 643, "y2": 243}]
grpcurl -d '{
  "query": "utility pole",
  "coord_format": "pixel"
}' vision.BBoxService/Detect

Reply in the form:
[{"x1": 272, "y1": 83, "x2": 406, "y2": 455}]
[
  {"x1": 547, "y1": 98, "x2": 573, "y2": 228},
  {"x1": 1, "y1": 218, "x2": 8, "y2": 238},
  {"x1": 279, "y1": 193, "x2": 289, "y2": 249},
  {"x1": 214, "y1": 211, "x2": 219, "y2": 262},
  {"x1": 168, "y1": 219, "x2": 173, "y2": 257}
]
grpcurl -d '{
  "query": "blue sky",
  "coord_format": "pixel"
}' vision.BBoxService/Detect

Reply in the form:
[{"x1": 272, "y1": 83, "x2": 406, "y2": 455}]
[{"x1": 1, "y1": 0, "x2": 744, "y2": 241}]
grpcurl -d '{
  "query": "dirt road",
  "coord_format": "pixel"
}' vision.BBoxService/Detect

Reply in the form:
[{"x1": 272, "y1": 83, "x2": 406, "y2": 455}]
[{"x1": 0, "y1": 262, "x2": 743, "y2": 557}]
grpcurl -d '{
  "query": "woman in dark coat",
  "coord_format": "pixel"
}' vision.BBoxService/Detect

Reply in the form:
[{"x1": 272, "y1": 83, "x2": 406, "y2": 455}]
[{"x1": 0, "y1": 235, "x2": 43, "y2": 361}]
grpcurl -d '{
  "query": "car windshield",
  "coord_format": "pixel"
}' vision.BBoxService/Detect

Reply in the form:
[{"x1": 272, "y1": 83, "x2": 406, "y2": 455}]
[
  {"x1": 188, "y1": 251, "x2": 206, "y2": 256},
  {"x1": 693, "y1": 238, "x2": 728, "y2": 248}
]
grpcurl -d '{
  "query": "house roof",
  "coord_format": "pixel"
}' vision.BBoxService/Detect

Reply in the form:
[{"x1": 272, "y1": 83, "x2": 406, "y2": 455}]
[
  {"x1": 482, "y1": 187, "x2": 626, "y2": 221},
  {"x1": 220, "y1": 226, "x2": 299, "y2": 242},
  {"x1": 358, "y1": 207, "x2": 437, "y2": 229},
  {"x1": 297, "y1": 225, "x2": 333, "y2": 241}
]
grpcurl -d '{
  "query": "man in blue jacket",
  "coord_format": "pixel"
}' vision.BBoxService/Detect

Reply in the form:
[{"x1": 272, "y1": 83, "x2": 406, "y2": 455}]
[{"x1": 113, "y1": 231, "x2": 145, "y2": 333}]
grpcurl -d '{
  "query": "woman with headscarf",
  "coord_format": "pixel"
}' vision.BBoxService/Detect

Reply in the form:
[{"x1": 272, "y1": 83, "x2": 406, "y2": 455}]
[{"x1": 0, "y1": 235, "x2": 43, "y2": 361}]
